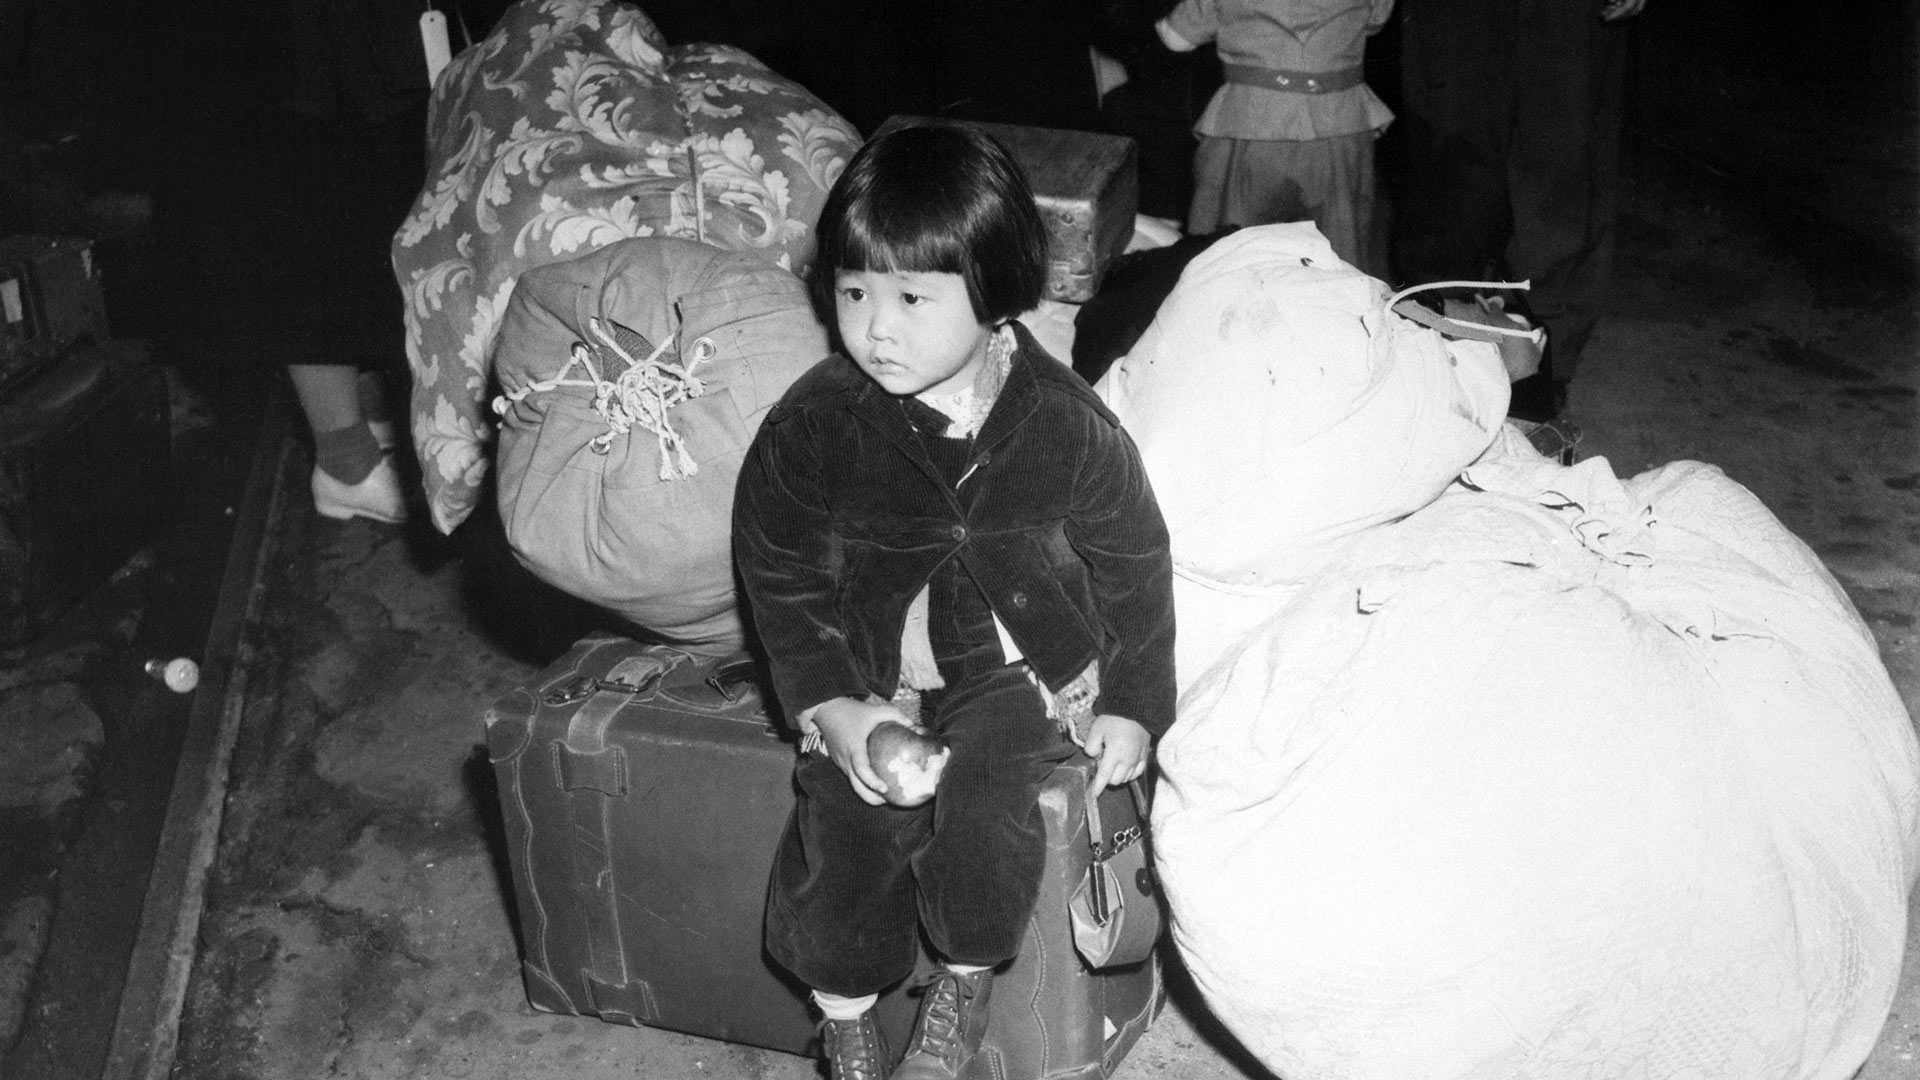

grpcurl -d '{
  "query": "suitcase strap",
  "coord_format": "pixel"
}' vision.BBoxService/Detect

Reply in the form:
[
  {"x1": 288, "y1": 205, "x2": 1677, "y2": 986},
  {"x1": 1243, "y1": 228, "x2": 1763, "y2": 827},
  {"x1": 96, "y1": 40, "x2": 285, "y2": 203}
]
[
  {"x1": 548, "y1": 647, "x2": 683, "y2": 1023},
  {"x1": 585, "y1": 973, "x2": 660, "y2": 1026},
  {"x1": 548, "y1": 651, "x2": 679, "y2": 795}
]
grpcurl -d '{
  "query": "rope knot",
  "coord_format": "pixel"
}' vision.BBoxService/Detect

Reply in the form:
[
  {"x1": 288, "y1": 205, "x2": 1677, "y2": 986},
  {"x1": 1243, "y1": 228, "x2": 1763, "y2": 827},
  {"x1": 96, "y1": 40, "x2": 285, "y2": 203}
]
[{"x1": 493, "y1": 313, "x2": 718, "y2": 481}]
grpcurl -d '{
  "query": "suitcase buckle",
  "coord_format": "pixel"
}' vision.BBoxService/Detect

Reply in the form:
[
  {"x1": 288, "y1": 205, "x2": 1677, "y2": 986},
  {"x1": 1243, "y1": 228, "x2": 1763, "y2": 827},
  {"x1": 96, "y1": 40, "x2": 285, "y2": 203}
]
[
  {"x1": 543, "y1": 675, "x2": 597, "y2": 706},
  {"x1": 542, "y1": 671, "x2": 661, "y2": 706},
  {"x1": 597, "y1": 673, "x2": 658, "y2": 695}
]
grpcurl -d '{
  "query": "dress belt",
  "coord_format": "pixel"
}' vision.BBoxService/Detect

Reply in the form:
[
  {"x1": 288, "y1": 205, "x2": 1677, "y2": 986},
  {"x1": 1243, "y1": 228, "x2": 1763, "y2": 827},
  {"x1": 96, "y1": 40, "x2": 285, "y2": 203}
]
[{"x1": 1220, "y1": 62, "x2": 1365, "y2": 94}]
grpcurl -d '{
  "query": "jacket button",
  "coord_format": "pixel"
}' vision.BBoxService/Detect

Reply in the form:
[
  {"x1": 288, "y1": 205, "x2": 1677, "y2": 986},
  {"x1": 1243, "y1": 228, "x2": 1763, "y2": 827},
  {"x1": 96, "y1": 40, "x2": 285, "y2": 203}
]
[
  {"x1": 950, "y1": 525, "x2": 968, "y2": 542},
  {"x1": 1010, "y1": 590, "x2": 1029, "y2": 609}
]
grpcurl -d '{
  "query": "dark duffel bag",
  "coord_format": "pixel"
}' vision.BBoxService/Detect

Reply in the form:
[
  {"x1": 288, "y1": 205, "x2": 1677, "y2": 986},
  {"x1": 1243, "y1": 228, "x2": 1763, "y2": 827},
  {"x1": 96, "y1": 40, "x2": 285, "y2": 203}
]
[
  {"x1": 484, "y1": 633, "x2": 1163, "y2": 1078},
  {"x1": 0, "y1": 340, "x2": 169, "y2": 645}
]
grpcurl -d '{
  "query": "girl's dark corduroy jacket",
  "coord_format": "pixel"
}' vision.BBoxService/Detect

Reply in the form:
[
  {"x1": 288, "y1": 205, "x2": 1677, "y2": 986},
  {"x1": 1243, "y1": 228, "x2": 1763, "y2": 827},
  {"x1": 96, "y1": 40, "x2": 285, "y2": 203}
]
[{"x1": 732, "y1": 322, "x2": 1178, "y2": 739}]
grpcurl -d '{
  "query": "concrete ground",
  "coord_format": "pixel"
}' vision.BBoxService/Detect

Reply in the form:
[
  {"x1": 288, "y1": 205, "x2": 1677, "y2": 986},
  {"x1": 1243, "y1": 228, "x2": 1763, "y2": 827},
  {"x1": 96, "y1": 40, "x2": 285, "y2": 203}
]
[{"x1": 2, "y1": 16, "x2": 1917, "y2": 1080}]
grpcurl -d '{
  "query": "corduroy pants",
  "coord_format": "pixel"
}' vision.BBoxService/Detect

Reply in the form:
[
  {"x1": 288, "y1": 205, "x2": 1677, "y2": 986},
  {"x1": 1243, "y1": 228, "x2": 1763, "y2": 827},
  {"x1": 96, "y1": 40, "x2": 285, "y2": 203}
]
[{"x1": 764, "y1": 530, "x2": 1075, "y2": 997}]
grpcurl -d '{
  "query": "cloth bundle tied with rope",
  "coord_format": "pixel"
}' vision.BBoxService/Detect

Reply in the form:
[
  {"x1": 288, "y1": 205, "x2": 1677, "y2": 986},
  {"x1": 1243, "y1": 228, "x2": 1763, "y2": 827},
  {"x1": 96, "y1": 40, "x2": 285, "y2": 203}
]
[
  {"x1": 491, "y1": 236, "x2": 830, "y2": 653},
  {"x1": 496, "y1": 314, "x2": 717, "y2": 480}
]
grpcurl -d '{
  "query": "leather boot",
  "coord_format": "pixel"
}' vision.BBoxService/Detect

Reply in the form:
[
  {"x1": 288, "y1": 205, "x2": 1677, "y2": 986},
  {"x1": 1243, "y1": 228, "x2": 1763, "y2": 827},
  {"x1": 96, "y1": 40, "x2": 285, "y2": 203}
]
[
  {"x1": 821, "y1": 1010, "x2": 889, "y2": 1080},
  {"x1": 890, "y1": 968, "x2": 992, "y2": 1080}
]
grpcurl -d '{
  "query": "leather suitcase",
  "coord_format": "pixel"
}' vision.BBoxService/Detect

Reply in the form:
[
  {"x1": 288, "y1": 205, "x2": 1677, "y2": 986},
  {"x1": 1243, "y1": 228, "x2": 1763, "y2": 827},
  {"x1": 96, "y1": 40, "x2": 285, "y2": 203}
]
[
  {"x1": 0, "y1": 235, "x2": 111, "y2": 388},
  {"x1": 0, "y1": 340, "x2": 170, "y2": 645},
  {"x1": 871, "y1": 117, "x2": 1139, "y2": 303},
  {"x1": 484, "y1": 634, "x2": 1163, "y2": 1078}
]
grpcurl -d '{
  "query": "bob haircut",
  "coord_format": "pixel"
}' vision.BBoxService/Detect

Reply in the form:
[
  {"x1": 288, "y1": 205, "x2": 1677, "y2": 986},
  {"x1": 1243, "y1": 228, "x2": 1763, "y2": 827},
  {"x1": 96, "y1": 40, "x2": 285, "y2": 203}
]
[{"x1": 810, "y1": 122, "x2": 1049, "y2": 326}]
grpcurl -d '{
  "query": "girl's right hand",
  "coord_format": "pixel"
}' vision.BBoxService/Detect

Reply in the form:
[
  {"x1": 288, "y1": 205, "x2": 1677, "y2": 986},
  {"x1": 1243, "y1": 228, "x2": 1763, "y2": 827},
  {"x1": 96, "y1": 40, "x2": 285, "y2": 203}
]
[{"x1": 806, "y1": 697, "x2": 907, "y2": 806}]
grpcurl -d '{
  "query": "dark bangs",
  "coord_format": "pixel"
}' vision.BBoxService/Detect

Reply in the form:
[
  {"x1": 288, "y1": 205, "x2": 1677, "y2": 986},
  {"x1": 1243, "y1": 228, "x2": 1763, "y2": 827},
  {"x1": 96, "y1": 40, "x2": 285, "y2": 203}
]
[
  {"x1": 811, "y1": 122, "x2": 1048, "y2": 325},
  {"x1": 837, "y1": 179, "x2": 973, "y2": 283}
]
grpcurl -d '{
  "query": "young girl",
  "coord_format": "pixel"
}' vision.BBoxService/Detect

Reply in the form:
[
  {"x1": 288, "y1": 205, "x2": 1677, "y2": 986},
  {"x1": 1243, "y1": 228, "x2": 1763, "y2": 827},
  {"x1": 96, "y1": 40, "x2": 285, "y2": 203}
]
[
  {"x1": 732, "y1": 123, "x2": 1177, "y2": 1080},
  {"x1": 1155, "y1": 0, "x2": 1397, "y2": 275}
]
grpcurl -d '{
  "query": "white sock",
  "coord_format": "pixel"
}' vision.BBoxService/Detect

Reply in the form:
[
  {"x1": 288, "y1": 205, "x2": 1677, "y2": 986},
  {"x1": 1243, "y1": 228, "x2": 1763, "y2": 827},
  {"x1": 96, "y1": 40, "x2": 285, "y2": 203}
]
[
  {"x1": 813, "y1": 990, "x2": 878, "y2": 1020},
  {"x1": 945, "y1": 962, "x2": 990, "y2": 975}
]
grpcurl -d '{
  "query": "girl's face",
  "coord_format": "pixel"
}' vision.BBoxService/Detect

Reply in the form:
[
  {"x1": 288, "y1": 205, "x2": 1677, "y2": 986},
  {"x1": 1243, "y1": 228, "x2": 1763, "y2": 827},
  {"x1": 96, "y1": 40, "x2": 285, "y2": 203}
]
[{"x1": 834, "y1": 268, "x2": 993, "y2": 399}]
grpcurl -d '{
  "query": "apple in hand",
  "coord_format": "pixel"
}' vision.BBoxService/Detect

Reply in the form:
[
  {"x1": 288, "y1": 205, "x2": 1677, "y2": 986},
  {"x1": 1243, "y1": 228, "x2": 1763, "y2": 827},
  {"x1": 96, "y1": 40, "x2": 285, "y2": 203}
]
[{"x1": 866, "y1": 721, "x2": 951, "y2": 807}]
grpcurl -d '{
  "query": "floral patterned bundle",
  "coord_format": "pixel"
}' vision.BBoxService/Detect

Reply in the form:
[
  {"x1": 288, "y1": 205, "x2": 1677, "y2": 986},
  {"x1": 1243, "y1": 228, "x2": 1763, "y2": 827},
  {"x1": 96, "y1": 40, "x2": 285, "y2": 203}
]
[{"x1": 392, "y1": 0, "x2": 860, "y2": 533}]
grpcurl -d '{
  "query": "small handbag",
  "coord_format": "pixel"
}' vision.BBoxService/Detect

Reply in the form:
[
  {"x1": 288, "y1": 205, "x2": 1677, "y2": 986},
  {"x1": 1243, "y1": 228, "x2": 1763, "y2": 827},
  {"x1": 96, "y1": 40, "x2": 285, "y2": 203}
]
[{"x1": 1069, "y1": 779, "x2": 1165, "y2": 969}]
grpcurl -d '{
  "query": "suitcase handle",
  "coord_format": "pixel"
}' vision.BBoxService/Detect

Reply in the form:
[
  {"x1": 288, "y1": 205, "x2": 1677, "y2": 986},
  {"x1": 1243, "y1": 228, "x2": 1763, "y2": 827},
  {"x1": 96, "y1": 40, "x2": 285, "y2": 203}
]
[
  {"x1": 653, "y1": 658, "x2": 765, "y2": 710},
  {"x1": 704, "y1": 659, "x2": 760, "y2": 703}
]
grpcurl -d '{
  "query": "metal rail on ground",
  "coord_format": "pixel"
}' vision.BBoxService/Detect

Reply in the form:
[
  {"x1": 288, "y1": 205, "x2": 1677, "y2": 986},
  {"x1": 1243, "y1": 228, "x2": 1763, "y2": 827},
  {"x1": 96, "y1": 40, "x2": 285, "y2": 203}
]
[{"x1": 99, "y1": 415, "x2": 295, "y2": 1080}]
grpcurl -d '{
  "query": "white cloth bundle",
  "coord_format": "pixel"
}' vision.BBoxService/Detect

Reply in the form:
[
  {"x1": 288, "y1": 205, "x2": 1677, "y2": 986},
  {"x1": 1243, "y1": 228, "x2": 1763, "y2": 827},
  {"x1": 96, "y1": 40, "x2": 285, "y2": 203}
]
[
  {"x1": 1096, "y1": 221, "x2": 1510, "y2": 688},
  {"x1": 1154, "y1": 435, "x2": 1920, "y2": 1080}
]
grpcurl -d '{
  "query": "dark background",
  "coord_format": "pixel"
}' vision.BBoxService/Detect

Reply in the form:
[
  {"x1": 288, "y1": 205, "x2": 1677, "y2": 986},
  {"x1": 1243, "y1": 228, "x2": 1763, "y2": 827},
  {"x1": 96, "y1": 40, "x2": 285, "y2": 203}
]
[
  {"x1": 3, "y1": 0, "x2": 1916, "y2": 345},
  {"x1": 0, "y1": 0, "x2": 1913, "y2": 402}
]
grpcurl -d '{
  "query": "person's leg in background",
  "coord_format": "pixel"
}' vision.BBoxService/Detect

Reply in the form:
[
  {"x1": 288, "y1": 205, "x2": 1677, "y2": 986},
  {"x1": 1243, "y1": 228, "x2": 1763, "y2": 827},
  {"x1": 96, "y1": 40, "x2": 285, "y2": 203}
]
[
  {"x1": 290, "y1": 362, "x2": 404, "y2": 522},
  {"x1": 1390, "y1": 0, "x2": 1514, "y2": 294},
  {"x1": 1392, "y1": 0, "x2": 1573, "y2": 419},
  {"x1": 1504, "y1": 0, "x2": 1628, "y2": 411},
  {"x1": 1394, "y1": 0, "x2": 1630, "y2": 421},
  {"x1": 277, "y1": 93, "x2": 423, "y2": 524}
]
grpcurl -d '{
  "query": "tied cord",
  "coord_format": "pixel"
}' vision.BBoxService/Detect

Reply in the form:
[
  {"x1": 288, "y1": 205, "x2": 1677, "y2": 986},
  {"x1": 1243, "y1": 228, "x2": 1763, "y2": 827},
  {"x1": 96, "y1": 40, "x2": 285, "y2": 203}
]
[
  {"x1": 1385, "y1": 279, "x2": 1546, "y2": 345},
  {"x1": 494, "y1": 314, "x2": 717, "y2": 480}
]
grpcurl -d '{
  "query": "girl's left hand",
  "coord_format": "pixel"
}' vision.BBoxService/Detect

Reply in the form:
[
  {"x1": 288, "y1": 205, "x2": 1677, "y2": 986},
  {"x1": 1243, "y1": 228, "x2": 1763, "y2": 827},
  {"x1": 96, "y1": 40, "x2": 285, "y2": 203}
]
[{"x1": 1083, "y1": 714, "x2": 1151, "y2": 791}]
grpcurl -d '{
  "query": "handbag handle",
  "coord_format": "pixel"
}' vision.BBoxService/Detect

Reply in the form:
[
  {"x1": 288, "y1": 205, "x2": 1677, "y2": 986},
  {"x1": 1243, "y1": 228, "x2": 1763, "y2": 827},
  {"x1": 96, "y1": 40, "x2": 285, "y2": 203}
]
[
  {"x1": 1086, "y1": 778, "x2": 1152, "y2": 863},
  {"x1": 1080, "y1": 777, "x2": 1155, "y2": 931}
]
